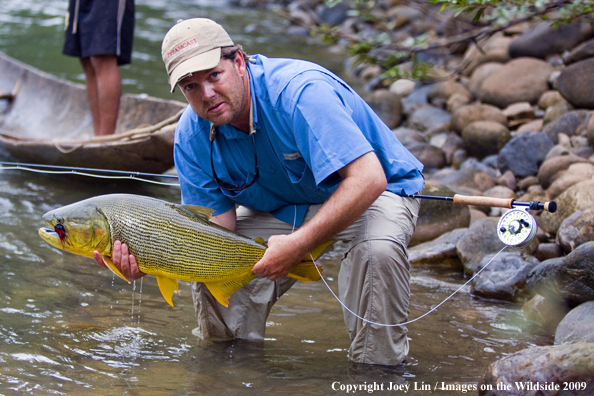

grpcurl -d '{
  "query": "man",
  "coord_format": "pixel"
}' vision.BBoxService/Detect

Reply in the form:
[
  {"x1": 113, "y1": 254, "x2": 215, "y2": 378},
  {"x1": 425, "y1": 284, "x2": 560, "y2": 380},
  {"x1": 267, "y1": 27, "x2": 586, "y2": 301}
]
[
  {"x1": 63, "y1": 0, "x2": 135, "y2": 135},
  {"x1": 95, "y1": 18, "x2": 424, "y2": 366}
]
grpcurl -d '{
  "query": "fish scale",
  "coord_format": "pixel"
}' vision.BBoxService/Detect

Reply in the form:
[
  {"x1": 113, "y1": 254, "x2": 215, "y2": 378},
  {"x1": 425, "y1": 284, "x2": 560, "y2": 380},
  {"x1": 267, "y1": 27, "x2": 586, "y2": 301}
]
[
  {"x1": 39, "y1": 193, "x2": 327, "y2": 307},
  {"x1": 94, "y1": 194, "x2": 266, "y2": 282}
]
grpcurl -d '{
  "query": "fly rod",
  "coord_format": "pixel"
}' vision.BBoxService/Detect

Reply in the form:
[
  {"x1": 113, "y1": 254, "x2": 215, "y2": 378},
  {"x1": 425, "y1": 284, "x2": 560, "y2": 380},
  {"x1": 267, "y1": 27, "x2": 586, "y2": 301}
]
[{"x1": 408, "y1": 194, "x2": 557, "y2": 213}]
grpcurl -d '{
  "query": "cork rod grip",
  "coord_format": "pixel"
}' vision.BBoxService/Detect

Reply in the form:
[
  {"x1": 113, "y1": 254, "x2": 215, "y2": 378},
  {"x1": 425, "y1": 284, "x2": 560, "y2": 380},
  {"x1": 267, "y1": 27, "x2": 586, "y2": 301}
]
[{"x1": 452, "y1": 194, "x2": 514, "y2": 209}]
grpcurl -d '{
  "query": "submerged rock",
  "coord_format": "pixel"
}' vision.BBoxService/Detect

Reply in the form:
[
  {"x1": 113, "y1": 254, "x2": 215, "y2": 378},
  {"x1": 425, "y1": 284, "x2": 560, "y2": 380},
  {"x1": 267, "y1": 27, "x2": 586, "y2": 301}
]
[{"x1": 480, "y1": 343, "x2": 594, "y2": 395}]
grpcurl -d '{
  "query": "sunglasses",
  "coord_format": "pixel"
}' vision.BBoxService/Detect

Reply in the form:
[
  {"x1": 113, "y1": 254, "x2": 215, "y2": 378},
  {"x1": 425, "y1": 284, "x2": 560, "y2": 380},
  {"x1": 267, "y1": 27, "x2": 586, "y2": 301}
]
[{"x1": 210, "y1": 127, "x2": 259, "y2": 191}]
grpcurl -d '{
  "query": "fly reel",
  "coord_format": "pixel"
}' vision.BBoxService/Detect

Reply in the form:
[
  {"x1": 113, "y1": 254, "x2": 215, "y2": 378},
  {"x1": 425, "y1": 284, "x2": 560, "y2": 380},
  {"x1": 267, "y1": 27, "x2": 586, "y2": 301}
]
[{"x1": 497, "y1": 208, "x2": 537, "y2": 247}]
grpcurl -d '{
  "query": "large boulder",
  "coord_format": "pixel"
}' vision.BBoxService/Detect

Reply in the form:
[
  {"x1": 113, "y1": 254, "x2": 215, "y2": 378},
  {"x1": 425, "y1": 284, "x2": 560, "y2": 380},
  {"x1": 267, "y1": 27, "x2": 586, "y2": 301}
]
[
  {"x1": 480, "y1": 343, "x2": 594, "y2": 396},
  {"x1": 471, "y1": 252, "x2": 538, "y2": 303},
  {"x1": 478, "y1": 57, "x2": 554, "y2": 109},
  {"x1": 508, "y1": 21, "x2": 591, "y2": 59},
  {"x1": 411, "y1": 181, "x2": 471, "y2": 245},
  {"x1": 540, "y1": 180, "x2": 594, "y2": 234},
  {"x1": 408, "y1": 228, "x2": 467, "y2": 269},
  {"x1": 455, "y1": 217, "x2": 506, "y2": 275},
  {"x1": 556, "y1": 58, "x2": 594, "y2": 109},
  {"x1": 497, "y1": 131, "x2": 554, "y2": 178},
  {"x1": 527, "y1": 241, "x2": 594, "y2": 308},
  {"x1": 555, "y1": 302, "x2": 594, "y2": 345}
]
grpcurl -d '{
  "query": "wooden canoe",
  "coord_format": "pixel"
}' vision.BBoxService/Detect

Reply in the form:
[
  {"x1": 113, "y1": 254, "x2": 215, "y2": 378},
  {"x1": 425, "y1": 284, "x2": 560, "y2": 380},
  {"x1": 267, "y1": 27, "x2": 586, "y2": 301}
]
[{"x1": 0, "y1": 51, "x2": 187, "y2": 174}]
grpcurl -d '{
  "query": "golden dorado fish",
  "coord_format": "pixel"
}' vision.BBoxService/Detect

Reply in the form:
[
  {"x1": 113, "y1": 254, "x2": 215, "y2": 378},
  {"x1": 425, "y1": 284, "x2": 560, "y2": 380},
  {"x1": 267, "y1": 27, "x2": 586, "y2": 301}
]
[{"x1": 38, "y1": 194, "x2": 330, "y2": 307}]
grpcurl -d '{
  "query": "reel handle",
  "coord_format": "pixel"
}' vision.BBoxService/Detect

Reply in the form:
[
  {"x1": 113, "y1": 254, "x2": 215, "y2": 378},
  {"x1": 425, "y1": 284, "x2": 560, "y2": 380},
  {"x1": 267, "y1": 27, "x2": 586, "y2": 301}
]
[{"x1": 452, "y1": 195, "x2": 557, "y2": 213}]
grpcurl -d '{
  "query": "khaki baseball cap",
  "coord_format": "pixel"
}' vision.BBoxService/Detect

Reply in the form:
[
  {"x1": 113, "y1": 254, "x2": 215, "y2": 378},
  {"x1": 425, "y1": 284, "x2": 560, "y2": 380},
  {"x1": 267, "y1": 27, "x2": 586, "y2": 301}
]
[{"x1": 161, "y1": 18, "x2": 234, "y2": 92}]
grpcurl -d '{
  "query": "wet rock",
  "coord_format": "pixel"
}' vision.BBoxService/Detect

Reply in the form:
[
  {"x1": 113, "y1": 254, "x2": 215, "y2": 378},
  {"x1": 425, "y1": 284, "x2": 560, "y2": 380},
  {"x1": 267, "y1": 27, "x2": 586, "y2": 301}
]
[
  {"x1": 480, "y1": 343, "x2": 594, "y2": 395},
  {"x1": 408, "y1": 142, "x2": 447, "y2": 170},
  {"x1": 538, "y1": 90, "x2": 568, "y2": 110},
  {"x1": 563, "y1": 37, "x2": 594, "y2": 65},
  {"x1": 462, "y1": 121, "x2": 511, "y2": 159},
  {"x1": 557, "y1": 58, "x2": 594, "y2": 109},
  {"x1": 478, "y1": 57, "x2": 554, "y2": 109},
  {"x1": 540, "y1": 179, "x2": 594, "y2": 234},
  {"x1": 542, "y1": 110, "x2": 591, "y2": 144},
  {"x1": 557, "y1": 208, "x2": 594, "y2": 254},
  {"x1": 546, "y1": 162, "x2": 594, "y2": 200},
  {"x1": 455, "y1": 217, "x2": 506, "y2": 275},
  {"x1": 497, "y1": 131, "x2": 554, "y2": 179},
  {"x1": 508, "y1": 21, "x2": 590, "y2": 59},
  {"x1": 555, "y1": 302, "x2": 594, "y2": 345},
  {"x1": 536, "y1": 154, "x2": 588, "y2": 190},
  {"x1": 366, "y1": 89, "x2": 403, "y2": 128},
  {"x1": 408, "y1": 228, "x2": 467, "y2": 269},
  {"x1": 407, "y1": 105, "x2": 451, "y2": 136},
  {"x1": 451, "y1": 103, "x2": 507, "y2": 134},
  {"x1": 522, "y1": 294, "x2": 571, "y2": 332},
  {"x1": 528, "y1": 241, "x2": 594, "y2": 307},
  {"x1": 471, "y1": 252, "x2": 538, "y2": 303},
  {"x1": 411, "y1": 181, "x2": 471, "y2": 245},
  {"x1": 467, "y1": 62, "x2": 503, "y2": 97}
]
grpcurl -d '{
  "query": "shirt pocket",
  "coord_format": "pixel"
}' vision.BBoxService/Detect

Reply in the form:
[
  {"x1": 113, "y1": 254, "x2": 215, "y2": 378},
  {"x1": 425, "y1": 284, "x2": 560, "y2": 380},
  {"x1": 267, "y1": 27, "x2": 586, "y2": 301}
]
[{"x1": 281, "y1": 152, "x2": 307, "y2": 184}]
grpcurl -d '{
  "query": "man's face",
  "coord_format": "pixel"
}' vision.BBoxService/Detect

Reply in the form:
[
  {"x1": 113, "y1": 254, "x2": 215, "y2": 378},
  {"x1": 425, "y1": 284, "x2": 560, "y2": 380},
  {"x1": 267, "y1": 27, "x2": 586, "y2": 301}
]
[{"x1": 178, "y1": 52, "x2": 250, "y2": 130}]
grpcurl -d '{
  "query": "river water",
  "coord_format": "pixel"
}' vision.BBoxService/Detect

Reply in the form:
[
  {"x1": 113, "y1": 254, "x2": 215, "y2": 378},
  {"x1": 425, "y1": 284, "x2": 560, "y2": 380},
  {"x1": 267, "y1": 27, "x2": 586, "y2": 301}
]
[{"x1": 1, "y1": 1, "x2": 549, "y2": 395}]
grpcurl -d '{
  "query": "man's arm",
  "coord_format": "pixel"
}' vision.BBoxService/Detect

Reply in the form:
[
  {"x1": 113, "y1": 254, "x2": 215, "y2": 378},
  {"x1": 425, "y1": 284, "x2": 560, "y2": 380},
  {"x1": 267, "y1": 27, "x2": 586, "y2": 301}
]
[
  {"x1": 251, "y1": 151, "x2": 387, "y2": 281},
  {"x1": 92, "y1": 207, "x2": 237, "y2": 279}
]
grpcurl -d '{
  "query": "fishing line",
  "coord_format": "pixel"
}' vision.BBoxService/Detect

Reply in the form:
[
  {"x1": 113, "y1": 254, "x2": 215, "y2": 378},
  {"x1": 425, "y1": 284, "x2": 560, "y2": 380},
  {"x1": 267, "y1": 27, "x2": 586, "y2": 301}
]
[
  {"x1": 312, "y1": 246, "x2": 507, "y2": 327},
  {"x1": 292, "y1": 204, "x2": 510, "y2": 327},
  {"x1": 0, "y1": 162, "x2": 180, "y2": 186}
]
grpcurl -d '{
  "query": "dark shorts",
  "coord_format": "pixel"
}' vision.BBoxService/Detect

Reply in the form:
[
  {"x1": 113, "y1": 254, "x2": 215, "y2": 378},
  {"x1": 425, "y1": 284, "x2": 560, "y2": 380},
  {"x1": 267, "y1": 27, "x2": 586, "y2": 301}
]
[{"x1": 63, "y1": 0, "x2": 135, "y2": 65}]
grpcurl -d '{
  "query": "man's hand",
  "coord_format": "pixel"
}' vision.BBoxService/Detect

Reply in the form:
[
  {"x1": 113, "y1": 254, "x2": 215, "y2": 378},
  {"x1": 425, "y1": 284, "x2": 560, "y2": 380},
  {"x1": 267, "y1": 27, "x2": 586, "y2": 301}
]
[
  {"x1": 92, "y1": 240, "x2": 145, "y2": 280},
  {"x1": 252, "y1": 234, "x2": 308, "y2": 281}
]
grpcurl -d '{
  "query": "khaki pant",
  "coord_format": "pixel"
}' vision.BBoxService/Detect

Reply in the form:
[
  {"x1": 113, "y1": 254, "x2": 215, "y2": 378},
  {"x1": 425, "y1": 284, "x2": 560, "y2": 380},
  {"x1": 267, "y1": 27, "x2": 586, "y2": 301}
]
[{"x1": 191, "y1": 192, "x2": 420, "y2": 365}]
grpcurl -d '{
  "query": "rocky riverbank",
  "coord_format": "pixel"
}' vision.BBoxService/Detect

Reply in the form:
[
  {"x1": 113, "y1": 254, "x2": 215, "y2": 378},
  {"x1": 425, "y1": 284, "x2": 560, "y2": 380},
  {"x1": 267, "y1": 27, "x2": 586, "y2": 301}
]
[{"x1": 254, "y1": 0, "x2": 594, "y2": 393}]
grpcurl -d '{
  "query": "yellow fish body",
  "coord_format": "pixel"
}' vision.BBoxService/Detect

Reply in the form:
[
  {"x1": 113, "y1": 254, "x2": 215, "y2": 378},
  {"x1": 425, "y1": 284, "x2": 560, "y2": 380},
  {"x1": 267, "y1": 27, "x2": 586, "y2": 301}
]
[{"x1": 38, "y1": 194, "x2": 329, "y2": 307}]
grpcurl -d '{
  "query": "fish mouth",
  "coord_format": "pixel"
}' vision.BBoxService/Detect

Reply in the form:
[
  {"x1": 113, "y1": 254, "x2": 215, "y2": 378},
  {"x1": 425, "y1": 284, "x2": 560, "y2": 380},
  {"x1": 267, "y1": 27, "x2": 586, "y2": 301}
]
[{"x1": 38, "y1": 227, "x2": 59, "y2": 243}]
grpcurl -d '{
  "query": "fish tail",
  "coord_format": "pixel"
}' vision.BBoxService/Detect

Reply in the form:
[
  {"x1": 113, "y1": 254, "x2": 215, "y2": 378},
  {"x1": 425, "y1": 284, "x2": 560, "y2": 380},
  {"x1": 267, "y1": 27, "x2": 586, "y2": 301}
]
[{"x1": 287, "y1": 240, "x2": 333, "y2": 281}]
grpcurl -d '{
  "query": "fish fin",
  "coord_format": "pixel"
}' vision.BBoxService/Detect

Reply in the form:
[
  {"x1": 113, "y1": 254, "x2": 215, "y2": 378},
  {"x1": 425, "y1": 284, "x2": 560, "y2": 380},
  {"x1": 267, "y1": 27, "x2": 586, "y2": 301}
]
[
  {"x1": 102, "y1": 256, "x2": 131, "y2": 284},
  {"x1": 287, "y1": 240, "x2": 333, "y2": 281},
  {"x1": 156, "y1": 275, "x2": 179, "y2": 307},
  {"x1": 175, "y1": 204, "x2": 214, "y2": 222},
  {"x1": 203, "y1": 271, "x2": 256, "y2": 307},
  {"x1": 254, "y1": 237, "x2": 265, "y2": 245}
]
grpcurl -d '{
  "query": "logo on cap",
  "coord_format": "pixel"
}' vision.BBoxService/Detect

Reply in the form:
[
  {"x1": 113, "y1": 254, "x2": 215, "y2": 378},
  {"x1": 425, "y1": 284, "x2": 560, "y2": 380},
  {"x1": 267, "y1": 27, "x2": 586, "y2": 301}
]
[{"x1": 167, "y1": 34, "x2": 200, "y2": 62}]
